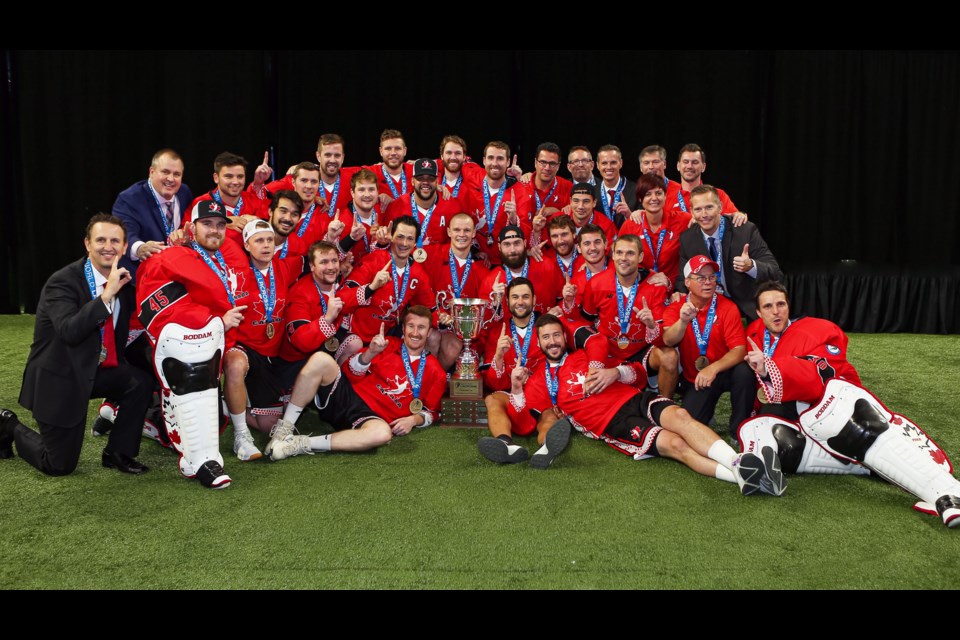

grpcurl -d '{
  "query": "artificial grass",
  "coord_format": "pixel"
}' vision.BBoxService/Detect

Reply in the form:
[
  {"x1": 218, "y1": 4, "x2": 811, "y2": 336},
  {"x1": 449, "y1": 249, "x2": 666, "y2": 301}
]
[{"x1": 1, "y1": 314, "x2": 959, "y2": 589}]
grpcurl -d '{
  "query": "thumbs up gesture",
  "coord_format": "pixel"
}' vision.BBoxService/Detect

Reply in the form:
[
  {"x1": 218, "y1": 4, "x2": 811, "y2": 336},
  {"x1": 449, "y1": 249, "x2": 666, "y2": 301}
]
[{"x1": 733, "y1": 243, "x2": 753, "y2": 273}]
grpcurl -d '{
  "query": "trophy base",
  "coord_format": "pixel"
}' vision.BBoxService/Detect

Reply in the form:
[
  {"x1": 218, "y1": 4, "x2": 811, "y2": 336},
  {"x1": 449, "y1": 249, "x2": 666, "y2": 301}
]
[
  {"x1": 441, "y1": 397, "x2": 488, "y2": 428},
  {"x1": 449, "y1": 377, "x2": 483, "y2": 399}
]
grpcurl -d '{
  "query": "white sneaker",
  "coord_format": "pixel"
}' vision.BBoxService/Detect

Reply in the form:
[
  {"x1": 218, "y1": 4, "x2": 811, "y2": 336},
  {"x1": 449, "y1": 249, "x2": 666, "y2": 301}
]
[
  {"x1": 734, "y1": 446, "x2": 787, "y2": 497},
  {"x1": 265, "y1": 419, "x2": 296, "y2": 458},
  {"x1": 233, "y1": 433, "x2": 263, "y2": 462},
  {"x1": 269, "y1": 435, "x2": 314, "y2": 461}
]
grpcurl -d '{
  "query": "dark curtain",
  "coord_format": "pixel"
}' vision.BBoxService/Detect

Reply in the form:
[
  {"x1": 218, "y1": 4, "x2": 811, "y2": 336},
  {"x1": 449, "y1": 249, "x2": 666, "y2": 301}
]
[{"x1": 6, "y1": 50, "x2": 959, "y2": 332}]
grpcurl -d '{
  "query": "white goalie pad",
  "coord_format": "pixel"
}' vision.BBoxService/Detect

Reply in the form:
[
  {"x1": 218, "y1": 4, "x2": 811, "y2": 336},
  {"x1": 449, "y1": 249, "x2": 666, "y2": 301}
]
[
  {"x1": 799, "y1": 379, "x2": 960, "y2": 507},
  {"x1": 153, "y1": 319, "x2": 226, "y2": 477},
  {"x1": 738, "y1": 415, "x2": 869, "y2": 476}
]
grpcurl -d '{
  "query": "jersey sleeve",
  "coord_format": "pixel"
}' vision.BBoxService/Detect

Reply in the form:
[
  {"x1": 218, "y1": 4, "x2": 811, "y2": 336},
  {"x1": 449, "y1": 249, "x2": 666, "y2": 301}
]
[{"x1": 136, "y1": 252, "x2": 215, "y2": 336}]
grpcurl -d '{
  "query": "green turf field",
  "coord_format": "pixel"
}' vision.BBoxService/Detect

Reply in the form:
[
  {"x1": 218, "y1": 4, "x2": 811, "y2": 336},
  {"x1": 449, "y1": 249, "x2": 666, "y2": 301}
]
[{"x1": 1, "y1": 314, "x2": 959, "y2": 589}]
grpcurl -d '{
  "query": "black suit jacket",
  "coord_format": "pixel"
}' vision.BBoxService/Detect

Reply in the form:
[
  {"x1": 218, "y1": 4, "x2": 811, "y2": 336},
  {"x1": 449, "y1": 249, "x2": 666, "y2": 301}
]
[
  {"x1": 19, "y1": 258, "x2": 135, "y2": 428},
  {"x1": 597, "y1": 178, "x2": 637, "y2": 227},
  {"x1": 675, "y1": 215, "x2": 783, "y2": 317}
]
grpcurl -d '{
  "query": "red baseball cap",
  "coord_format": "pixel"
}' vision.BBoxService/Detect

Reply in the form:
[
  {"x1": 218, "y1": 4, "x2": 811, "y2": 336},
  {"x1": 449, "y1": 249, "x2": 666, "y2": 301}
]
[{"x1": 683, "y1": 255, "x2": 720, "y2": 277}]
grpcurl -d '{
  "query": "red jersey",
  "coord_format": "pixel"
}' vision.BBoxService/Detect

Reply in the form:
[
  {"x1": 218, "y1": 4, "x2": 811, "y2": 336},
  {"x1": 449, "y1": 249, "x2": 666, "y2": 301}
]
[
  {"x1": 581, "y1": 269, "x2": 670, "y2": 360},
  {"x1": 383, "y1": 193, "x2": 467, "y2": 250},
  {"x1": 345, "y1": 251, "x2": 437, "y2": 342},
  {"x1": 745, "y1": 317, "x2": 862, "y2": 405},
  {"x1": 575, "y1": 212, "x2": 619, "y2": 244},
  {"x1": 136, "y1": 244, "x2": 240, "y2": 349},
  {"x1": 479, "y1": 317, "x2": 545, "y2": 392},
  {"x1": 438, "y1": 161, "x2": 486, "y2": 195},
  {"x1": 507, "y1": 350, "x2": 648, "y2": 436},
  {"x1": 459, "y1": 181, "x2": 533, "y2": 265},
  {"x1": 479, "y1": 258, "x2": 565, "y2": 316},
  {"x1": 560, "y1": 260, "x2": 611, "y2": 324},
  {"x1": 184, "y1": 190, "x2": 268, "y2": 227},
  {"x1": 423, "y1": 247, "x2": 490, "y2": 313},
  {"x1": 370, "y1": 164, "x2": 414, "y2": 199},
  {"x1": 667, "y1": 182, "x2": 737, "y2": 215},
  {"x1": 273, "y1": 231, "x2": 313, "y2": 260},
  {"x1": 662, "y1": 294, "x2": 746, "y2": 384},
  {"x1": 541, "y1": 249, "x2": 585, "y2": 284},
  {"x1": 513, "y1": 177, "x2": 572, "y2": 218},
  {"x1": 345, "y1": 337, "x2": 445, "y2": 424},
  {"x1": 618, "y1": 209, "x2": 691, "y2": 284},
  {"x1": 280, "y1": 276, "x2": 367, "y2": 362},
  {"x1": 218, "y1": 238, "x2": 303, "y2": 357}
]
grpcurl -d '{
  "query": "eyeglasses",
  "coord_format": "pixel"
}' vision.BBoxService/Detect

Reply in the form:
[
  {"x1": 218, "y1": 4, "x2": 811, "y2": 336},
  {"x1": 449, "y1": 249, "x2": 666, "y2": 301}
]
[
  {"x1": 536, "y1": 160, "x2": 560, "y2": 168},
  {"x1": 689, "y1": 274, "x2": 718, "y2": 283},
  {"x1": 568, "y1": 159, "x2": 593, "y2": 166}
]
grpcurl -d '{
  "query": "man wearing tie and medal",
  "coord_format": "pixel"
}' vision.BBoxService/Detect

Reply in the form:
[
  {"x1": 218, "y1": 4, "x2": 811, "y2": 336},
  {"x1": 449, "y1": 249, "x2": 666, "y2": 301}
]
[
  {"x1": 662, "y1": 256, "x2": 755, "y2": 439},
  {"x1": 1, "y1": 215, "x2": 153, "y2": 476},
  {"x1": 265, "y1": 306, "x2": 446, "y2": 460}
]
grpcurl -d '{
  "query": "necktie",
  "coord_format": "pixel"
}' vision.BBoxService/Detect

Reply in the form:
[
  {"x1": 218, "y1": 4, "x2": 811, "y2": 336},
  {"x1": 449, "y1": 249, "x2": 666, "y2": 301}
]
[
  {"x1": 165, "y1": 201, "x2": 175, "y2": 229},
  {"x1": 608, "y1": 189, "x2": 616, "y2": 205},
  {"x1": 708, "y1": 237, "x2": 718, "y2": 263},
  {"x1": 99, "y1": 304, "x2": 118, "y2": 369}
]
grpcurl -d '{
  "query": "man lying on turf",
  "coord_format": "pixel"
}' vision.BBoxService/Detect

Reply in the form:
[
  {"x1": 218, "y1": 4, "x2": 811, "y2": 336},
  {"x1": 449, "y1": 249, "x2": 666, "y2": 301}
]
[
  {"x1": 264, "y1": 305, "x2": 445, "y2": 459},
  {"x1": 737, "y1": 281, "x2": 960, "y2": 527},
  {"x1": 490, "y1": 313, "x2": 785, "y2": 495}
]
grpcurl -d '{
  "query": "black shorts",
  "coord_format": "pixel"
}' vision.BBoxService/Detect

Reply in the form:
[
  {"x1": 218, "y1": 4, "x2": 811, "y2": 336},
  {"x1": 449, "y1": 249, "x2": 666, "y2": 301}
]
[
  {"x1": 602, "y1": 389, "x2": 676, "y2": 458},
  {"x1": 623, "y1": 344, "x2": 658, "y2": 378},
  {"x1": 231, "y1": 344, "x2": 289, "y2": 410},
  {"x1": 313, "y1": 371, "x2": 381, "y2": 430}
]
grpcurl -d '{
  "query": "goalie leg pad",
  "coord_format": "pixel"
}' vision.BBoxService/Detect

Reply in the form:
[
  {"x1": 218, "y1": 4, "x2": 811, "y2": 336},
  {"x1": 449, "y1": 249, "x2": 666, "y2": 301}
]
[
  {"x1": 153, "y1": 320, "x2": 226, "y2": 478},
  {"x1": 741, "y1": 414, "x2": 870, "y2": 475},
  {"x1": 826, "y1": 398, "x2": 888, "y2": 462}
]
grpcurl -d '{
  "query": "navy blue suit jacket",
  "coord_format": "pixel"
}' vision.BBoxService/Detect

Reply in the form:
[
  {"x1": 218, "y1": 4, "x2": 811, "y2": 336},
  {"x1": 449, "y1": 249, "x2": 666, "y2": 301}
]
[{"x1": 112, "y1": 179, "x2": 193, "y2": 278}]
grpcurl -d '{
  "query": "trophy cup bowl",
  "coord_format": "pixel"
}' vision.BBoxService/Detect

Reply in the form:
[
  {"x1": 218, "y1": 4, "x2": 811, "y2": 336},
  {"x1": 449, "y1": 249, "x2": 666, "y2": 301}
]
[{"x1": 448, "y1": 298, "x2": 487, "y2": 399}]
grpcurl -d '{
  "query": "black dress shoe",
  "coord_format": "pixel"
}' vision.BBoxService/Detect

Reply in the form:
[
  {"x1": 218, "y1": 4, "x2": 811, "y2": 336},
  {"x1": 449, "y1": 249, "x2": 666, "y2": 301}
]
[
  {"x1": 0, "y1": 409, "x2": 18, "y2": 459},
  {"x1": 101, "y1": 448, "x2": 150, "y2": 474}
]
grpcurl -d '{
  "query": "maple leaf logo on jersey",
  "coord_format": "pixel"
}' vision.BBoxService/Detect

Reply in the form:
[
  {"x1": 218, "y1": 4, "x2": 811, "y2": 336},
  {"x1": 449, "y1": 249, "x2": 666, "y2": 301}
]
[
  {"x1": 566, "y1": 371, "x2": 588, "y2": 398},
  {"x1": 251, "y1": 298, "x2": 286, "y2": 324},
  {"x1": 373, "y1": 295, "x2": 399, "y2": 321},
  {"x1": 382, "y1": 375, "x2": 410, "y2": 396}
]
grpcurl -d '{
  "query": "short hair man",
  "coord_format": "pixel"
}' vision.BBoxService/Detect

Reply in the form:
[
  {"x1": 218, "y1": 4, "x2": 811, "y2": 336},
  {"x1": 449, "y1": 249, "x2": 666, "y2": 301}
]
[
  {"x1": 112, "y1": 149, "x2": 194, "y2": 277},
  {"x1": 264, "y1": 305, "x2": 447, "y2": 460},
  {"x1": 669, "y1": 144, "x2": 738, "y2": 215},
  {"x1": 675, "y1": 184, "x2": 782, "y2": 317},
  {"x1": 566, "y1": 146, "x2": 596, "y2": 185},
  {"x1": 596, "y1": 144, "x2": 636, "y2": 226},
  {"x1": 497, "y1": 314, "x2": 784, "y2": 495},
  {"x1": 186, "y1": 152, "x2": 269, "y2": 234},
  {"x1": 738, "y1": 282, "x2": 960, "y2": 528},
  {"x1": 1, "y1": 214, "x2": 153, "y2": 476},
  {"x1": 662, "y1": 256, "x2": 754, "y2": 437}
]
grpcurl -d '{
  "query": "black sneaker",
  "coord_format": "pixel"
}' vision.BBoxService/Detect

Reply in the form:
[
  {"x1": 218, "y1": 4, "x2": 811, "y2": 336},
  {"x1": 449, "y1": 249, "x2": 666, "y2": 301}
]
[
  {"x1": 735, "y1": 446, "x2": 787, "y2": 496},
  {"x1": 478, "y1": 437, "x2": 529, "y2": 464},
  {"x1": 530, "y1": 418, "x2": 573, "y2": 470},
  {"x1": 196, "y1": 460, "x2": 232, "y2": 489}
]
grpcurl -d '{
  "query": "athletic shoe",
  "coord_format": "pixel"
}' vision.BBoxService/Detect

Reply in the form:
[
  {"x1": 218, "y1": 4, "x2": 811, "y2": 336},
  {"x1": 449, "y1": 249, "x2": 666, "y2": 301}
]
[
  {"x1": 477, "y1": 437, "x2": 529, "y2": 464},
  {"x1": 530, "y1": 418, "x2": 573, "y2": 470},
  {"x1": 196, "y1": 460, "x2": 232, "y2": 489},
  {"x1": 268, "y1": 435, "x2": 313, "y2": 461},
  {"x1": 735, "y1": 446, "x2": 787, "y2": 496},
  {"x1": 233, "y1": 432, "x2": 263, "y2": 462},
  {"x1": 936, "y1": 495, "x2": 960, "y2": 529},
  {"x1": 264, "y1": 419, "x2": 296, "y2": 458},
  {"x1": 92, "y1": 402, "x2": 116, "y2": 436},
  {"x1": 0, "y1": 408, "x2": 18, "y2": 459}
]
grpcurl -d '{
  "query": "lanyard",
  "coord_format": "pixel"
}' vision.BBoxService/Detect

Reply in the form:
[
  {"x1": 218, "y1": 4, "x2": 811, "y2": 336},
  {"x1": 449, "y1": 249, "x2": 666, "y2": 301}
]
[
  {"x1": 211, "y1": 189, "x2": 243, "y2": 217},
  {"x1": 401, "y1": 343, "x2": 426, "y2": 399},
  {"x1": 448, "y1": 251, "x2": 473, "y2": 299},
  {"x1": 615, "y1": 275, "x2": 640, "y2": 335},
  {"x1": 545, "y1": 353, "x2": 569, "y2": 405},
  {"x1": 191, "y1": 241, "x2": 235, "y2": 305},
  {"x1": 511, "y1": 314, "x2": 535, "y2": 367},
  {"x1": 599, "y1": 177, "x2": 626, "y2": 221},
  {"x1": 250, "y1": 260, "x2": 276, "y2": 323},
  {"x1": 689, "y1": 294, "x2": 718, "y2": 357}
]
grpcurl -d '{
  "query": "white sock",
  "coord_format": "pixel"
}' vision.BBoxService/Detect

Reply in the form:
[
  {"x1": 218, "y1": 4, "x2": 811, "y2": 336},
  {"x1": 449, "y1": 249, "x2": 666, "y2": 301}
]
[
  {"x1": 230, "y1": 412, "x2": 249, "y2": 436},
  {"x1": 283, "y1": 403, "x2": 304, "y2": 424},
  {"x1": 715, "y1": 464, "x2": 736, "y2": 483},
  {"x1": 534, "y1": 443, "x2": 549, "y2": 456},
  {"x1": 707, "y1": 440, "x2": 738, "y2": 472},
  {"x1": 309, "y1": 434, "x2": 332, "y2": 452}
]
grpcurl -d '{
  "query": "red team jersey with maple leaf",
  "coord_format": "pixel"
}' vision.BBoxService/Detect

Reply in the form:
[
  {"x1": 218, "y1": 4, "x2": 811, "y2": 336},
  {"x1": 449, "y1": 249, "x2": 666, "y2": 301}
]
[
  {"x1": 478, "y1": 318, "x2": 545, "y2": 392},
  {"x1": 370, "y1": 164, "x2": 414, "y2": 198},
  {"x1": 506, "y1": 350, "x2": 648, "y2": 436},
  {"x1": 345, "y1": 337, "x2": 445, "y2": 423},
  {"x1": 423, "y1": 247, "x2": 490, "y2": 314},
  {"x1": 479, "y1": 259, "x2": 566, "y2": 316},
  {"x1": 459, "y1": 181, "x2": 532, "y2": 265},
  {"x1": 279, "y1": 277, "x2": 367, "y2": 362},
  {"x1": 581, "y1": 269, "x2": 669, "y2": 361},
  {"x1": 618, "y1": 209, "x2": 692, "y2": 284},
  {"x1": 661, "y1": 294, "x2": 746, "y2": 384},
  {"x1": 745, "y1": 316, "x2": 863, "y2": 406},
  {"x1": 382, "y1": 194, "x2": 467, "y2": 258},
  {"x1": 512, "y1": 177, "x2": 572, "y2": 219},
  {"x1": 335, "y1": 203, "x2": 389, "y2": 271},
  {"x1": 345, "y1": 251, "x2": 437, "y2": 342}
]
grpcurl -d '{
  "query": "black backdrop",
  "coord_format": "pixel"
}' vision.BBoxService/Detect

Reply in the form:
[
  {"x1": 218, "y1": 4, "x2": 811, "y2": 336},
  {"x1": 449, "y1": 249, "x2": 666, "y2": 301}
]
[{"x1": 2, "y1": 50, "x2": 958, "y2": 331}]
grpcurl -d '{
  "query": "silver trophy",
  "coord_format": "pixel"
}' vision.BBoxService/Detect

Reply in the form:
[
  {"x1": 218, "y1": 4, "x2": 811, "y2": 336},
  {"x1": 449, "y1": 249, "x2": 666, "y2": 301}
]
[{"x1": 450, "y1": 298, "x2": 488, "y2": 381}]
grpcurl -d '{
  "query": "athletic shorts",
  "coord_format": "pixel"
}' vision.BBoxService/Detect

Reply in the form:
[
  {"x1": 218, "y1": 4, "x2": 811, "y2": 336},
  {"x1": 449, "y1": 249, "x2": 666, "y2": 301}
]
[
  {"x1": 230, "y1": 344, "x2": 289, "y2": 411},
  {"x1": 623, "y1": 344, "x2": 658, "y2": 378},
  {"x1": 583, "y1": 389, "x2": 675, "y2": 459},
  {"x1": 314, "y1": 371, "x2": 381, "y2": 430}
]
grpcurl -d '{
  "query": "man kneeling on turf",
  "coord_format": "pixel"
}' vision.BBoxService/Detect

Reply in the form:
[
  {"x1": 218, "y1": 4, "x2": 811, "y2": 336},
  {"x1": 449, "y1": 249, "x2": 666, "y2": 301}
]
[
  {"x1": 500, "y1": 314, "x2": 785, "y2": 495},
  {"x1": 265, "y1": 305, "x2": 446, "y2": 459}
]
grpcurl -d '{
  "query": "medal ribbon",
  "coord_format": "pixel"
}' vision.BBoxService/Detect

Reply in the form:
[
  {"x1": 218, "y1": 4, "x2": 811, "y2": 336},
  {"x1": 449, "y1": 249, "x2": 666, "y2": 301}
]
[
  {"x1": 511, "y1": 313, "x2": 535, "y2": 367},
  {"x1": 250, "y1": 259, "x2": 276, "y2": 324},
  {"x1": 401, "y1": 343, "x2": 426, "y2": 400},
  {"x1": 689, "y1": 293, "x2": 718, "y2": 358},
  {"x1": 615, "y1": 275, "x2": 640, "y2": 336},
  {"x1": 191, "y1": 241, "x2": 235, "y2": 305}
]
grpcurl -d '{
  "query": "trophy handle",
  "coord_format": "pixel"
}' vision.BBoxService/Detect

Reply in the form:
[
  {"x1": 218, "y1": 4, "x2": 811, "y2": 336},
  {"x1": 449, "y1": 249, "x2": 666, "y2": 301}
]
[
  {"x1": 479, "y1": 303, "x2": 495, "y2": 330},
  {"x1": 436, "y1": 289, "x2": 449, "y2": 312}
]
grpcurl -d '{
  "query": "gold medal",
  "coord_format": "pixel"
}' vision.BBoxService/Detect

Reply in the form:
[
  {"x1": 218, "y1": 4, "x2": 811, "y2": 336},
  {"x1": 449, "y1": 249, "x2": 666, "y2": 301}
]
[
  {"x1": 409, "y1": 398, "x2": 423, "y2": 414},
  {"x1": 617, "y1": 335, "x2": 630, "y2": 350},
  {"x1": 413, "y1": 248, "x2": 428, "y2": 263},
  {"x1": 266, "y1": 323, "x2": 275, "y2": 339},
  {"x1": 695, "y1": 355, "x2": 709, "y2": 371},
  {"x1": 757, "y1": 388, "x2": 769, "y2": 404},
  {"x1": 324, "y1": 337, "x2": 340, "y2": 352}
]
